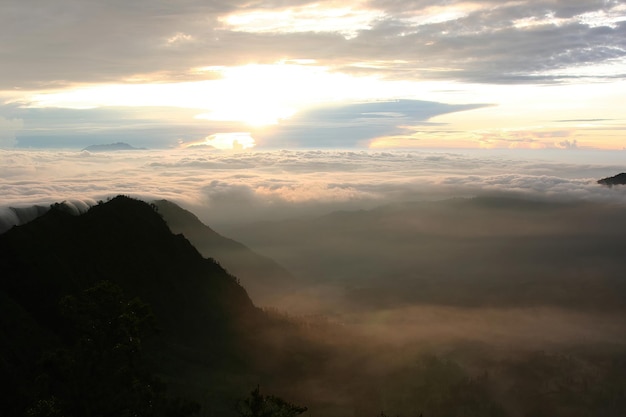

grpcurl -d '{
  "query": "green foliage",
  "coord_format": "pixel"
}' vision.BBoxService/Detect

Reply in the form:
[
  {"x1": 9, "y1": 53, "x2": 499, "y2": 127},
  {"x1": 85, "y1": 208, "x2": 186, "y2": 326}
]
[{"x1": 237, "y1": 386, "x2": 307, "y2": 417}]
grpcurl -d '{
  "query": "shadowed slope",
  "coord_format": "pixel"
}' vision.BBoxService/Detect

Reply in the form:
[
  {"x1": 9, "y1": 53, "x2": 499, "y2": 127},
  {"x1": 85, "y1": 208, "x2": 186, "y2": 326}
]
[
  {"x1": 153, "y1": 199, "x2": 296, "y2": 306},
  {"x1": 598, "y1": 172, "x2": 626, "y2": 187},
  {"x1": 222, "y1": 195, "x2": 626, "y2": 312},
  {"x1": 0, "y1": 196, "x2": 261, "y2": 415}
]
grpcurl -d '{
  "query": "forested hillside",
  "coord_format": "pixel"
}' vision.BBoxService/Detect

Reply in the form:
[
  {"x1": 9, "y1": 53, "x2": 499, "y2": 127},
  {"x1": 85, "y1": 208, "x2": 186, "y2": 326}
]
[{"x1": 2, "y1": 196, "x2": 626, "y2": 417}]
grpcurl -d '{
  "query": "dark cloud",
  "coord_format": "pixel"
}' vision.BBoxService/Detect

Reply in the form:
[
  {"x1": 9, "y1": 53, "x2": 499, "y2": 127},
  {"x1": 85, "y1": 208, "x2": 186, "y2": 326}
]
[
  {"x1": 257, "y1": 100, "x2": 487, "y2": 148},
  {"x1": 345, "y1": 8, "x2": 625, "y2": 83},
  {"x1": 5, "y1": 100, "x2": 487, "y2": 149},
  {"x1": 1, "y1": 0, "x2": 624, "y2": 89},
  {"x1": 8, "y1": 106, "x2": 247, "y2": 149},
  {"x1": 1, "y1": 0, "x2": 238, "y2": 88}
]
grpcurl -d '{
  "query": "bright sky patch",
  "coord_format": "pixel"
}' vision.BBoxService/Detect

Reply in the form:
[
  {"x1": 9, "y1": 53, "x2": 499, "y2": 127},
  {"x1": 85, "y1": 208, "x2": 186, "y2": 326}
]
[
  {"x1": 220, "y1": 4, "x2": 384, "y2": 39},
  {"x1": 189, "y1": 132, "x2": 256, "y2": 150},
  {"x1": 2, "y1": 0, "x2": 625, "y2": 151}
]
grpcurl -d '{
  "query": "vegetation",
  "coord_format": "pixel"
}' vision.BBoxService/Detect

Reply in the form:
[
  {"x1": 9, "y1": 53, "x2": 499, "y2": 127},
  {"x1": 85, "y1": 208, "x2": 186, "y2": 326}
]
[
  {"x1": 26, "y1": 281, "x2": 199, "y2": 417},
  {"x1": 236, "y1": 386, "x2": 307, "y2": 417},
  {"x1": 2, "y1": 196, "x2": 626, "y2": 416}
]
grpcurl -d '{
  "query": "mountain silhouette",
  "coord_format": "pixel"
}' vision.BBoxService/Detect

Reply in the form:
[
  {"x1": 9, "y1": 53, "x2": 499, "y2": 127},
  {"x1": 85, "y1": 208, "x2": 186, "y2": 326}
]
[
  {"x1": 82, "y1": 142, "x2": 145, "y2": 151},
  {"x1": 598, "y1": 172, "x2": 626, "y2": 187},
  {"x1": 3, "y1": 195, "x2": 626, "y2": 417},
  {"x1": 153, "y1": 199, "x2": 296, "y2": 305},
  {"x1": 0, "y1": 196, "x2": 265, "y2": 415},
  {"x1": 223, "y1": 195, "x2": 626, "y2": 312}
]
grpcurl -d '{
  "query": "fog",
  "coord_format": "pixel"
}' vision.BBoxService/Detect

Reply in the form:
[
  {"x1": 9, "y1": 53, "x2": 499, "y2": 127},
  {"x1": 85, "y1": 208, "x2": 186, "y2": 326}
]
[
  {"x1": 240, "y1": 195, "x2": 626, "y2": 415},
  {"x1": 1, "y1": 147, "x2": 625, "y2": 230},
  {"x1": 3, "y1": 147, "x2": 626, "y2": 415}
]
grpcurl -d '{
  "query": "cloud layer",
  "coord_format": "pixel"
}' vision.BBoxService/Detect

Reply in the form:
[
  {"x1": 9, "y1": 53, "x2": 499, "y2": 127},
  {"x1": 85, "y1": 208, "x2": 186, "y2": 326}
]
[
  {"x1": 1, "y1": 0, "x2": 624, "y2": 88},
  {"x1": 1, "y1": 148, "x2": 625, "y2": 230}
]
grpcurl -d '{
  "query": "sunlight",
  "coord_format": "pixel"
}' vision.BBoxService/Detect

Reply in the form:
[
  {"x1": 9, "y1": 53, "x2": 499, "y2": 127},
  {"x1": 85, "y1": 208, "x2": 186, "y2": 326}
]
[
  {"x1": 187, "y1": 132, "x2": 256, "y2": 150},
  {"x1": 194, "y1": 108, "x2": 295, "y2": 127},
  {"x1": 25, "y1": 62, "x2": 393, "y2": 126},
  {"x1": 219, "y1": 3, "x2": 383, "y2": 39}
]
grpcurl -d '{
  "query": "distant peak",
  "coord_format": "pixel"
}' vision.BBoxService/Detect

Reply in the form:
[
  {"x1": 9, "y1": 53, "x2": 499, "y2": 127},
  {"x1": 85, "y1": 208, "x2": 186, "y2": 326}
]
[
  {"x1": 82, "y1": 142, "x2": 146, "y2": 152},
  {"x1": 598, "y1": 173, "x2": 626, "y2": 187}
]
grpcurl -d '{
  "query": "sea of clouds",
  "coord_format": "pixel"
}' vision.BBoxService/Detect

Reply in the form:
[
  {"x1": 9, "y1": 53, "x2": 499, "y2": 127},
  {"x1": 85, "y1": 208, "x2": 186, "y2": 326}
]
[{"x1": 1, "y1": 147, "x2": 625, "y2": 232}]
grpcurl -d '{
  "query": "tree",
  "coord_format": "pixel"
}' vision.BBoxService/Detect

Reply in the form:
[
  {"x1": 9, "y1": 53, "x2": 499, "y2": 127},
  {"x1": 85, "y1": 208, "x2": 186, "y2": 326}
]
[
  {"x1": 237, "y1": 386, "x2": 307, "y2": 417},
  {"x1": 28, "y1": 281, "x2": 199, "y2": 417}
]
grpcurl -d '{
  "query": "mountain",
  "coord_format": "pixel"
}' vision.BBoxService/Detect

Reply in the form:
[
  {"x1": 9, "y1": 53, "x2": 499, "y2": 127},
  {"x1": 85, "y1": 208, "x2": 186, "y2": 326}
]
[
  {"x1": 598, "y1": 172, "x2": 626, "y2": 187},
  {"x1": 3, "y1": 195, "x2": 626, "y2": 417},
  {"x1": 82, "y1": 142, "x2": 145, "y2": 151},
  {"x1": 0, "y1": 204, "x2": 50, "y2": 234},
  {"x1": 222, "y1": 195, "x2": 626, "y2": 312},
  {"x1": 153, "y1": 199, "x2": 296, "y2": 306},
  {"x1": 0, "y1": 196, "x2": 263, "y2": 415}
]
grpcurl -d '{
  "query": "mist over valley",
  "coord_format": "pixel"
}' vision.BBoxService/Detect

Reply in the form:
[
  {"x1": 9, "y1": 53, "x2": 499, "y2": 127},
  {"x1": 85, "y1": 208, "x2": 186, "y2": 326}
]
[
  {"x1": 3, "y1": 179, "x2": 626, "y2": 416},
  {"x1": 3, "y1": 0, "x2": 626, "y2": 413}
]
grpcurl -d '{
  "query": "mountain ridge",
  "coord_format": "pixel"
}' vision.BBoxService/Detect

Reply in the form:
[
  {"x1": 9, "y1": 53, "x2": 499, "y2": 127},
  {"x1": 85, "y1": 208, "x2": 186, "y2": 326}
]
[
  {"x1": 154, "y1": 199, "x2": 296, "y2": 306},
  {"x1": 82, "y1": 142, "x2": 146, "y2": 152},
  {"x1": 598, "y1": 172, "x2": 626, "y2": 187},
  {"x1": 0, "y1": 195, "x2": 263, "y2": 415}
]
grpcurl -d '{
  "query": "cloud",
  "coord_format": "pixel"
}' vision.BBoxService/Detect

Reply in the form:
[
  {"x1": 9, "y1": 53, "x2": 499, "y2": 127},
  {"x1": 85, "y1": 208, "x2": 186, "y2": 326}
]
[
  {"x1": 257, "y1": 100, "x2": 488, "y2": 148},
  {"x1": 475, "y1": 128, "x2": 579, "y2": 149},
  {"x1": 557, "y1": 139, "x2": 579, "y2": 149},
  {"x1": 1, "y1": 148, "x2": 626, "y2": 229},
  {"x1": 5, "y1": 105, "x2": 248, "y2": 149},
  {"x1": 0, "y1": 199, "x2": 94, "y2": 234},
  {"x1": 1, "y1": 0, "x2": 624, "y2": 89},
  {"x1": 3, "y1": 99, "x2": 487, "y2": 150},
  {"x1": 0, "y1": 116, "x2": 22, "y2": 148}
]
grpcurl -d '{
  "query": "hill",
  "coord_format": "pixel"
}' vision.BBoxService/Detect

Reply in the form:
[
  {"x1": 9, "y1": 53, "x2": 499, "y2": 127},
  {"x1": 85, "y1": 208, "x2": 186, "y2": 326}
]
[
  {"x1": 153, "y1": 199, "x2": 296, "y2": 306},
  {"x1": 598, "y1": 172, "x2": 626, "y2": 187},
  {"x1": 3, "y1": 195, "x2": 626, "y2": 417},
  {"x1": 82, "y1": 142, "x2": 145, "y2": 151},
  {"x1": 222, "y1": 195, "x2": 626, "y2": 312},
  {"x1": 0, "y1": 196, "x2": 263, "y2": 415}
]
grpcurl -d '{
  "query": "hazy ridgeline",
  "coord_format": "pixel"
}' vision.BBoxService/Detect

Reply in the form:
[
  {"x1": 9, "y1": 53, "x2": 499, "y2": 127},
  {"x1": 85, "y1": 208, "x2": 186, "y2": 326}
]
[
  {"x1": 2, "y1": 195, "x2": 626, "y2": 417},
  {"x1": 222, "y1": 196, "x2": 626, "y2": 313},
  {"x1": 217, "y1": 194, "x2": 626, "y2": 415},
  {"x1": 168, "y1": 193, "x2": 626, "y2": 416}
]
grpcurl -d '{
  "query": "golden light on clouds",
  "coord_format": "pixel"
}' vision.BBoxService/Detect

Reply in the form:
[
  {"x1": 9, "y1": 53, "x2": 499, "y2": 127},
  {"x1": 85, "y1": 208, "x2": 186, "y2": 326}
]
[
  {"x1": 3, "y1": 0, "x2": 626, "y2": 152},
  {"x1": 185, "y1": 132, "x2": 256, "y2": 150},
  {"x1": 165, "y1": 32, "x2": 195, "y2": 46},
  {"x1": 220, "y1": 3, "x2": 384, "y2": 39},
  {"x1": 15, "y1": 56, "x2": 626, "y2": 150},
  {"x1": 24, "y1": 62, "x2": 403, "y2": 126}
]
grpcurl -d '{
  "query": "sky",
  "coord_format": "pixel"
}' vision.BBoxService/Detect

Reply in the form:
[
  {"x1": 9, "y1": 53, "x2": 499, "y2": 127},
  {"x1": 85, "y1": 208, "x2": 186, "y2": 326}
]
[{"x1": 1, "y1": 0, "x2": 625, "y2": 151}]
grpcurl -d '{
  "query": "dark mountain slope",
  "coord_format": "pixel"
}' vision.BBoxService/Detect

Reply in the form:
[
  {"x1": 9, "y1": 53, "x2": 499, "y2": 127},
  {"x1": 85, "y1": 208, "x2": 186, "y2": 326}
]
[
  {"x1": 223, "y1": 195, "x2": 626, "y2": 312},
  {"x1": 0, "y1": 196, "x2": 263, "y2": 415},
  {"x1": 153, "y1": 199, "x2": 296, "y2": 305},
  {"x1": 0, "y1": 197, "x2": 256, "y2": 340},
  {"x1": 598, "y1": 172, "x2": 626, "y2": 187},
  {"x1": 82, "y1": 142, "x2": 145, "y2": 151},
  {"x1": 3, "y1": 196, "x2": 626, "y2": 417},
  {"x1": 0, "y1": 196, "x2": 383, "y2": 417}
]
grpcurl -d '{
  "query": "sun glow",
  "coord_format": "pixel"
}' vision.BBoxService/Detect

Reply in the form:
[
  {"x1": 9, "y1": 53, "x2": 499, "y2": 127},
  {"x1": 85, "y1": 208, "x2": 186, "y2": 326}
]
[
  {"x1": 220, "y1": 3, "x2": 383, "y2": 39},
  {"x1": 23, "y1": 62, "x2": 391, "y2": 127},
  {"x1": 18, "y1": 59, "x2": 626, "y2": 150},
  {"x1": 185, "y1": 132, "x2": 256, "y2": 150}
]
